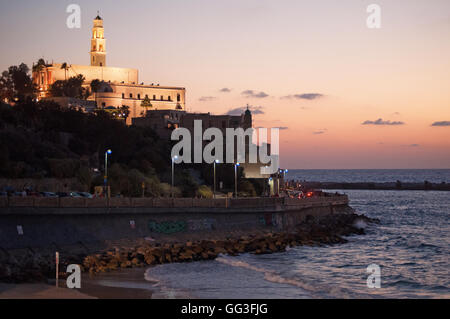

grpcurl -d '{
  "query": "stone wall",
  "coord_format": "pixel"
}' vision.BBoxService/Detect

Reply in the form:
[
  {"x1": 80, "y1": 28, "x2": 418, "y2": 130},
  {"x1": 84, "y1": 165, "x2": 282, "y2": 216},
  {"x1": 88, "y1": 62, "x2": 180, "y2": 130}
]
[{"x1": 0, "y1": 196, "x2": 351, "y2": 250}]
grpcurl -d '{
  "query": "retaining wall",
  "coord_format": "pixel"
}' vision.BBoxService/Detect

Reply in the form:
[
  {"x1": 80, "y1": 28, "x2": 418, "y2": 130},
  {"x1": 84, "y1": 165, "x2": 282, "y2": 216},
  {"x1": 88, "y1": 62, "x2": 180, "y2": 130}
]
[{"x1": 0, "y1": 196, "x2": 350, "y2": 250}]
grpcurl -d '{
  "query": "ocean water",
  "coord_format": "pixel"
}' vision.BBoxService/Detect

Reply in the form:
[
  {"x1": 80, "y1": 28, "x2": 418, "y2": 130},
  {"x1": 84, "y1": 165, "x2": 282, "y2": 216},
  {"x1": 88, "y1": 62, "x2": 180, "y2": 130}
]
[
  {"x1": 143, "y1": 189, "x2": 450, "y2": 299},
  {"x1": 285, "y1": 169, "x2": 450, "y2": 183}
]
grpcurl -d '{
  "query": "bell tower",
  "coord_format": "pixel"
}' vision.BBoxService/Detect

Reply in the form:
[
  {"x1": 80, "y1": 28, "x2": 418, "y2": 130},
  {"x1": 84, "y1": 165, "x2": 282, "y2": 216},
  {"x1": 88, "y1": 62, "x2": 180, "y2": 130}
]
[{"x1": 90, "y1": 13, "x2": 106, "y2": 67}]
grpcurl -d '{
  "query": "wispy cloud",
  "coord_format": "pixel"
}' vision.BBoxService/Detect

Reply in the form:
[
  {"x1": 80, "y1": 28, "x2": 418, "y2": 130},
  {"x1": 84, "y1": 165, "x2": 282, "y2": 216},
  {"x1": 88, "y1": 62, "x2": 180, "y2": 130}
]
[
  {"x1": 405, "y1": 144, "x2": 420, "y2": 147},
  {"x1": 226, "y1": 105, "x2": 264, "y2": 116},
  {"x1": 431, "y1": 121, "x2": 450, "y2": 127},
  {"x1": 255, "y1": 126, "x2": 288, "y2": 130},
  {"x1": 241, "y1": 90, "x2": 269, "y2": 98},
  {"x1": 281, "y1": 93, "x2": 324, "y2": 100},
  {"x1": 313, "y1": 128, "x2": 327, "y2": 135},
  {"x1": 199, "y1": 96, "x2": 216, "y2": 102},
  {"x1": 219, "y1": 88, "x2": 232, "y2": 93},
  {"x1": 362, "y1": 118, "x2": 405, "y2": 126}
]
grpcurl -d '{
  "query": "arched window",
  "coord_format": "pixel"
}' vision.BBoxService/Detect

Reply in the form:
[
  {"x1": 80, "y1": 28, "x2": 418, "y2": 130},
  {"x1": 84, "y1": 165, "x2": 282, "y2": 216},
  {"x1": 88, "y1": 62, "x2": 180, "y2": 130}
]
[
  {"x1": 122, "y1": 93, "x2": 125, "y2": 99},
  {"x1": 138, "y1": 94, "x2": 141, "y2": 100},
  {"x1": 130, "y1": 93, "x2": 133, "y2": 98},
  {"x1": 177, "y1": 94, "x2": 181, "y2": 102}
]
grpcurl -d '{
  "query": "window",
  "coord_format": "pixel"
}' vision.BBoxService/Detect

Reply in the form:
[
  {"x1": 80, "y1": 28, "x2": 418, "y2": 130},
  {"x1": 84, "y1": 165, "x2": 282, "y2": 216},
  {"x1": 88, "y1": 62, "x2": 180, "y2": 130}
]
[
  {"x1": 161, "y1": 95, "x2": 164, "y2": 100},
  {"x1": 122, "y1": 93, "x2": 125, "y2": 99},
  {"x1": 102, "y1": 102, "x2": 106, "y2": 107},
  {"x1": 177, "y1": 94, "x2": 180, "y2": 102},
  {"x1": 100, "y1": 62, "x2": 103, "y2": 67},
  {"x1": 168, "y1": 96, "x2": 171, "y2": 101},
  {"x1": 153, "y1": 95, "x2": 156, "y2": 100},
  {"x1": 138, "y1": 94, "x2": 141, "y2": 100},
  {"x1": 129, "y1": 93, "x2": 133, "y2": 98}
]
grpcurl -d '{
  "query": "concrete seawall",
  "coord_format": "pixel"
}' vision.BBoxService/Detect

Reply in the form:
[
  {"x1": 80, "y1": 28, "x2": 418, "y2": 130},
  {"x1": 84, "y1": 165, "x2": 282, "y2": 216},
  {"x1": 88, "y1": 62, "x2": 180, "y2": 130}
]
[{"x1": 0, "y1": 196, "x2": 351, "y2": 250}]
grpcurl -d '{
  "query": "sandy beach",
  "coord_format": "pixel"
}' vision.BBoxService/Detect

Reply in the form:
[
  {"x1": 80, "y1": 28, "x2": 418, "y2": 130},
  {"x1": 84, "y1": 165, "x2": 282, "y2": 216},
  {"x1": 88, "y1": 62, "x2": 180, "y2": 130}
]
[{"x1": 0, "y1": 268, "x2": 153, "y2": 299}]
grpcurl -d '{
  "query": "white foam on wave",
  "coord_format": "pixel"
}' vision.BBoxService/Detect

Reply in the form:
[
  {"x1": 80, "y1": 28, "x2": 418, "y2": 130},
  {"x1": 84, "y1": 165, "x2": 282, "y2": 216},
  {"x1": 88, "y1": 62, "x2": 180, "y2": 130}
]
[
  {"x1": 145, "y1": 267, "x2": 194, "y2": 299},
  {"x1": 216, "y1": 256, "x2": 359, "y2": 299},
  {"x1": 353, "y1": 219, "x2": 368, "y2": 229}
]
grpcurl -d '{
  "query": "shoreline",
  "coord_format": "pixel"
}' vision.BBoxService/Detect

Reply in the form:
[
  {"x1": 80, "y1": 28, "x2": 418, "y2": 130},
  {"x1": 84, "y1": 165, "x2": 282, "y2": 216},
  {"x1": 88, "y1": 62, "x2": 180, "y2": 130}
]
[{"x1": 1, "y1": 212, "x2": 379, "y2": 289}]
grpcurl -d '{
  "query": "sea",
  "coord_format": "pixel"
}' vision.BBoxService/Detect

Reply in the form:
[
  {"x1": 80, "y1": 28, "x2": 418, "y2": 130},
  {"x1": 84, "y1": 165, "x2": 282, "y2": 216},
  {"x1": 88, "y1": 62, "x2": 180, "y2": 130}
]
[{"x1": 100, "y1": 170, "x2": 450, "y2": 298}]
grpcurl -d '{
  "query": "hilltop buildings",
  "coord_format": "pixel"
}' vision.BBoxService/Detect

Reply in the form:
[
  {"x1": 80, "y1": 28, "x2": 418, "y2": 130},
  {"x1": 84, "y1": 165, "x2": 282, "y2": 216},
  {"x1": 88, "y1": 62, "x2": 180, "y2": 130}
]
[
  {"x1": 32, "y1": 14, "x2": 185, "y2": 123},
  {"x1": 31, "y1": 13, "x2": 279, "y2": 189}
]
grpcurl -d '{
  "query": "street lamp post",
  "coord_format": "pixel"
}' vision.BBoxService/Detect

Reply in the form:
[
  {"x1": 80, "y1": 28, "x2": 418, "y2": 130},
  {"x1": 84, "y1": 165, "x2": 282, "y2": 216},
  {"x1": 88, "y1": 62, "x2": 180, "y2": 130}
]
[
  {"x1": 213, "y1": 159, "x2": 219, "y2": 198},
  {"x1": 171, "y1": 155, "x2": 178, "y2": 198},
  {"x1": 234, "y1": 162, "x2": 240, "y2": 198},
  {"x1": 104, "y1": 149, "x2": 112, "y2": 198}
]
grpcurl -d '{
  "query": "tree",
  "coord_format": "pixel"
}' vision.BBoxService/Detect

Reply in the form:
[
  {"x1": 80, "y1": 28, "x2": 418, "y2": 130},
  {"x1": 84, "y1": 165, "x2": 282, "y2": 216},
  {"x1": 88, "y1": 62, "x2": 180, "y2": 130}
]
[
  {"x1": 32, "y1": 59, "x2": 46, "y2": 73},
  {"x1": 61, "y1": 62, "x2": 70, "y2": 80},
  {"x1": 118, "y1": 105, "x2": 130, "y2": 121},
  {"x1": 49, "y1": 74, "x2": 86, "y2": 98},
  {"x1": 90, "y1": 79, "x2": 101, "y2": 93},
  {"x1": 196, "y1": 185, "x2": 213, "y2": 198},
  {"x1": 0, "y1": 63, "x2": 35, "y2": 102},
  {"x1": 141, "y1": 96, "x2": 152, "y2": 115}
]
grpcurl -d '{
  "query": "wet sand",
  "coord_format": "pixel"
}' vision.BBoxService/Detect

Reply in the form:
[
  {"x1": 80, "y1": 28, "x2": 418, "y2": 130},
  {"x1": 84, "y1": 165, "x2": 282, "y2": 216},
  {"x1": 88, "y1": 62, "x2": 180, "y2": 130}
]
[{"x1": 0, "y1": 268, "x2": 153, "y2": 299}]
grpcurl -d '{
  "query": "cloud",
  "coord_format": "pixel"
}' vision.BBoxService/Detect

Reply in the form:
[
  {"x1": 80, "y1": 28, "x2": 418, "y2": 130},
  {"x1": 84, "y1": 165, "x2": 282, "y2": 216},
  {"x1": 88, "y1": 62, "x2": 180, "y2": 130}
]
[
  {"x1": 198, "y1": 96, "x2": 216, "y2": 102},
  {"x1": 241, "y1": 90, "x2": 269, "y2": 98},
  {"x1": 226, "y1": 105, "x2": 264, "y2": 116},
  {"x1": 431, "y1": 121, "x2": 450, "y2": 127},
  {"x1": 313, "y1": 128, "x2": 327, "y2": 135},
  {"x1": 281, "y1": 93, "x2": 324, "y2": 100},
  {"x1": 255, "y1": 126, "x2": 288, "y2": 130},
  {"x1": 408, "y1": 144, "x2": 420, "y2": 147},
  {"x1": 362, "y1": 118, "x2": 405, "y2": 126},
  {"x1": 219, "y1": 88, "x2": 231, "y2": 93}
]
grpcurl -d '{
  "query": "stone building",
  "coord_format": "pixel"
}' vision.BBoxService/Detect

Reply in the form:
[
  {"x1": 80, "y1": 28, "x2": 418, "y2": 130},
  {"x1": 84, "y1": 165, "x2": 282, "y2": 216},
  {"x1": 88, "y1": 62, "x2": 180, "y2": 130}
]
[{"x1": 33, "y1": 14, "x2": 185, "y2": 124}]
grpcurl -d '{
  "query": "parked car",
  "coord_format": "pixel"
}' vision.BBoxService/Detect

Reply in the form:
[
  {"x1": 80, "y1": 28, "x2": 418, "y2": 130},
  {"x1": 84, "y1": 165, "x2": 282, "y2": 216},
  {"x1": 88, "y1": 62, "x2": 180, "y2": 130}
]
[
  {"x1": 13, "y1": 191, "x2": 27, "y2": 197},
  {"x1": 27, "y1": 192, "x2": 42, "y2": 197},
  {"x1": 69, "y1": 192, "x2": 83, "y2": 198},
  {"x1": 56, "y1": 192, "x2": 69, "y2": 198},
  {"x1": 77, "y1": 192, "x2": 93, "y2": 199},
  {"x1": 40, "y1": 192, "x2": 58, "y2": 198}
]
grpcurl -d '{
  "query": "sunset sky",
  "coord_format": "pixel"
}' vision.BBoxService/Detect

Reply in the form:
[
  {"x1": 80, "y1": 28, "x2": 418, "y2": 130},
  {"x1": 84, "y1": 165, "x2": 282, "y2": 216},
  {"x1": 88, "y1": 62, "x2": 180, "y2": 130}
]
[{"x1": 1, "y1": 0, "x2": 449, "y2": 168}]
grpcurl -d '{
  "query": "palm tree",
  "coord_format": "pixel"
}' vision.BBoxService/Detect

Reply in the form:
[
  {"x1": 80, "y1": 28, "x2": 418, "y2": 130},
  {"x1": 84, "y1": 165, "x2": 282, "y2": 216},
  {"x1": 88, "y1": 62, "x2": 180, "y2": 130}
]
[{"x1": 61, "y1": 62, "x2": 69, "y2": 80}]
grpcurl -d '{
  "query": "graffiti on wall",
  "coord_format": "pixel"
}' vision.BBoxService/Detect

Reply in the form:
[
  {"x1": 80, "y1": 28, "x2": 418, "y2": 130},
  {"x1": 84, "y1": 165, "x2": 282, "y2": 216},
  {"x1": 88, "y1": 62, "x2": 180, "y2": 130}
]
[
  {"x1": 187, "y1": 218, "x2": 216, "y2": 231},
  {"x1": 148, "y1": 220, "x2": 186, "y2": 234},
  {"x1": 148, "y1": 218, "x2": 217, "y2": 234},
  {"x1": 260, "y1": 213, "x2": 282, "y2": 227}
]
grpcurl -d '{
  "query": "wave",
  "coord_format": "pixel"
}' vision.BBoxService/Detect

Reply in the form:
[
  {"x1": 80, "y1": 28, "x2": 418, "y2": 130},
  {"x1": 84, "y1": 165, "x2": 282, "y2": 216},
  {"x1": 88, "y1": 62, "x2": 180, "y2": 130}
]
[{"x1": 215, "y1": 255, "x2": 370, "y2": 299}]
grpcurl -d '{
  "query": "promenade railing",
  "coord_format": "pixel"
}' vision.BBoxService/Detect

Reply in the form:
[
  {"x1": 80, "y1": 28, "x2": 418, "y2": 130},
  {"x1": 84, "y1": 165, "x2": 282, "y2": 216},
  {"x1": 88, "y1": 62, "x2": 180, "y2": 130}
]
[{"x1": 0, "y1": 195, "x2": 349, "y2": 210}]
